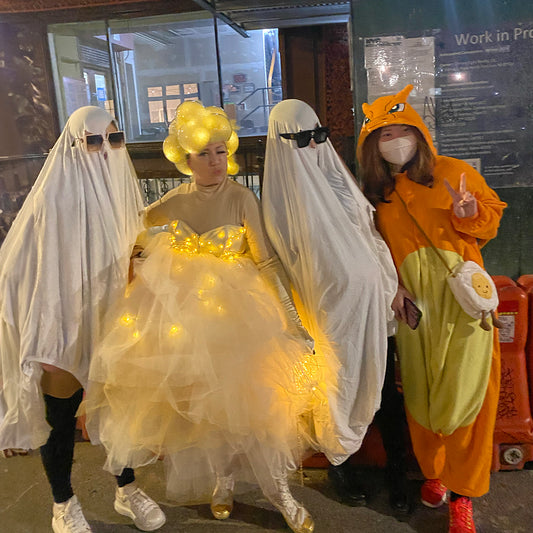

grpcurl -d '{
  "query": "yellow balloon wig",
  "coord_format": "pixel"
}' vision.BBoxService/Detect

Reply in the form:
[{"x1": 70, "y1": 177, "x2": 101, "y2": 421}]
[{"x1": 162, "y1": 100, "x2": 240, "y2": 176}]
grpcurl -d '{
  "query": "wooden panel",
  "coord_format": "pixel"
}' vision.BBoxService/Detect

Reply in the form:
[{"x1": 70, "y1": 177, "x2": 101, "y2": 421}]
[
  {"x1": 280, "y1": 23, "x2": 356, "y2": 168},
  {"x1": 280, "y1": 26, "x2": 323, "y2": 119}
]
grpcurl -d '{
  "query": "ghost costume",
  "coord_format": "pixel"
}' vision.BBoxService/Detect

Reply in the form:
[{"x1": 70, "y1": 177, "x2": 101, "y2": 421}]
[
  {"x1": 0, "y1": 106, "x2": 143, "y2": 451},
  {"x1": 262, "y1": 99, "x2": 398, "y2": 464}
]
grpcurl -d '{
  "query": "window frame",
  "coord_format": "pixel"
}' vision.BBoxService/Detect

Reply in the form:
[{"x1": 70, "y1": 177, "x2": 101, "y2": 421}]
[{"x1": 145, "y1": 82, "x2": 200, "y2": 125}]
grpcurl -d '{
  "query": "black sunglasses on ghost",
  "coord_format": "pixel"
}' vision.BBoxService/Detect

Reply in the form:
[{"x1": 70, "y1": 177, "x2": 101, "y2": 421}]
[
  {"x1": 75, "y1": 131, "x2": 126, "y2": 152},
  {"x1": 279, "y1": 126, "x2": 330, "y2": 148}
]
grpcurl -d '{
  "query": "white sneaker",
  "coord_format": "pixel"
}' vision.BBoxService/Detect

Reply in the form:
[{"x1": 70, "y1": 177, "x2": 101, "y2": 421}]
[
  {"x1": 52, "y1": 495, "x2": 93, "y2": 533},
  {"x1": 114, "y1": 483, "x2": 166, "y2": 531}
]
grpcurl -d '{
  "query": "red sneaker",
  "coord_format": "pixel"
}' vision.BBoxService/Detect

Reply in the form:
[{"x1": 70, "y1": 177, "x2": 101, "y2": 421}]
[
  {"x1": 449, "y1": 496, "x2": 476, "y2": 533},
  {"x1": 421, "y1": 478, "x2": 448, "y2": 508}
]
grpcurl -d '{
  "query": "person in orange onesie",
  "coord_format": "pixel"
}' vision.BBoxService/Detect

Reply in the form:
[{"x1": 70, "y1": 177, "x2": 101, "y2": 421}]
[{"x1": 356, "y1": 84, "x2": 506, "y2": 533}]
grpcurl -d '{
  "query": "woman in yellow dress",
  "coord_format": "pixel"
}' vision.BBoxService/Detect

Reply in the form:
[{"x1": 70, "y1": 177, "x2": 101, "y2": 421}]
[{"x1": 82, "y1": 101, "x2": 321, "y2": 533}]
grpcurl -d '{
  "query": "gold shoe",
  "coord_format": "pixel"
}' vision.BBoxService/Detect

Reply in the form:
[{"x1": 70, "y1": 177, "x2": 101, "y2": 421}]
[
  {"x1": 210, "y1": 502, "x2": 232, "y2": 520},
  {"x1": 281, "y1": 505, "x2": 315, "y2": 533},
  {"x1": 271, "y1": 474, "x2": 314, "y2": 533},
  {"x1": 210, "y1": 474, "x2": 234, "y2": 520}
]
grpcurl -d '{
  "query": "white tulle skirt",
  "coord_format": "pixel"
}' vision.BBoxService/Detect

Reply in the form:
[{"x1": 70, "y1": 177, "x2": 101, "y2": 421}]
[{"x1": 82, "y1": 233, "x2": 323, "y2": 503}]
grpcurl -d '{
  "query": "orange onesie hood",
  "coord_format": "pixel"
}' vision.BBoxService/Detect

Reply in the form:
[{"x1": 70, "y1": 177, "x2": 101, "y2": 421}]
[{"x1": 356, "y1": 84, "x2": 437, "y2": 162}]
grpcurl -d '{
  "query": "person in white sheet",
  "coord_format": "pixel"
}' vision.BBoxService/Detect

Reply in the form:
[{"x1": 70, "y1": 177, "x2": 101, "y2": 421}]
[
  {"x1": 262, "y1": 99, "x2": 398, "y2": 504},
  {"x1": 0, "y1": 106, "x2": 165, "y2": 533},
  {"x1": 81, "y1": 101, "x2": 320, "y2": 533}
]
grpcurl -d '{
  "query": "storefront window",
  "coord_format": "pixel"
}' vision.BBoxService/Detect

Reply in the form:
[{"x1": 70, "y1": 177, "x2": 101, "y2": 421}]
[
  {"x1": 218, "y1": 27, "x2": 282, "y2": 135},
  {"x1": 48, "y1": 13, "x2": 282, "y2": 141},
  {"x1": 146, "y1": 82, "x2": 200, "y2": 124},
  {"x1": 48, "y1": 21, "x2": 115, "y2": 127}
]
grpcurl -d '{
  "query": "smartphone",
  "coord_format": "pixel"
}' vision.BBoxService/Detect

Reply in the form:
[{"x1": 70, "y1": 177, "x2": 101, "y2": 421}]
[{"x1": 404, "y1": 297, "x2": 422, "y2": 330}]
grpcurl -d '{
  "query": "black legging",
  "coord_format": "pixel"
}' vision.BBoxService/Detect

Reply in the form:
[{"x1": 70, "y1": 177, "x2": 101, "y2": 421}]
[
  {"x1": 373, "y1": 337, "x2": 409, "y2": 476},
  {"x1": 40, "y1": 389, "x2": 135, "y2": 503}
]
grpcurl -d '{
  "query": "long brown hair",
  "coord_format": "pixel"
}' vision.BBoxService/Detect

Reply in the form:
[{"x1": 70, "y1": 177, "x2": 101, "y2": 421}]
[{"x1": 360, "y1": 126, "x2": 435, "y2": 206}]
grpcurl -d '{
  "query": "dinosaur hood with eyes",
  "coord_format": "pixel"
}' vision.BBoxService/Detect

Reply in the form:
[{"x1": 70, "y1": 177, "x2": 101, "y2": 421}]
[{"x1": 356, "y1": 84, "x2": 437, "y2": 161}]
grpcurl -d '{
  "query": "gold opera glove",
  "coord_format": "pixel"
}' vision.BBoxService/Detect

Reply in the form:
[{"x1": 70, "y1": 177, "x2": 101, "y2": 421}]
[
  {"x1": 210, "y1": 473, "x2": 234, "y2": 520},
  {"x1": 270, "y1": 474, "x2": 315, "y2": 533}
]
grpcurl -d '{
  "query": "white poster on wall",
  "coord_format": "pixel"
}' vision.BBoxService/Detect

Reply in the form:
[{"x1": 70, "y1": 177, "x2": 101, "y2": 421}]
[
  {"x1": 364, "y1": 35, "x2": 436, "y2": 138},
  {"x1": 63, "y1": 77, "x2": 89, "y2": 117}
]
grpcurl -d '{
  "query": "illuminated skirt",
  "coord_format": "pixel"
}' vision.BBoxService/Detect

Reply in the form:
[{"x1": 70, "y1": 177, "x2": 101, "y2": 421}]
[{"x1": 82, "y1": 236, "x2": 322, "y2": 503}]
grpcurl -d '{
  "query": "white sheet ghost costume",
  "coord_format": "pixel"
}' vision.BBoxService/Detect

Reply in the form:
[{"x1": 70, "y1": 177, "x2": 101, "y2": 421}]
[
  {"x1": 262, "y1": 99, "x2": 397, "y2": 464},
  {"x1": 0, "y1": 106, "x2": 144, "y2": 451}
]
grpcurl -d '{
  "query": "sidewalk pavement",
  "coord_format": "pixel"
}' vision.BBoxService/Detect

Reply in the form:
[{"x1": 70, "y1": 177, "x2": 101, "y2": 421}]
[{"x1": 1, "y1": 441, "x2": 532, "y2": 532}]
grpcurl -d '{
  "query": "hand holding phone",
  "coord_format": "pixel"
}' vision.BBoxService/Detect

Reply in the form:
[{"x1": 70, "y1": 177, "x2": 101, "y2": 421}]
[{"x1": 404, "y1": 297, "x2": 422, "y2": 330}]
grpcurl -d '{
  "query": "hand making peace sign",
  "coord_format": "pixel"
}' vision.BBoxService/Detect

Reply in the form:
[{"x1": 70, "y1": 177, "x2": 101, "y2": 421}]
[{"x1": 444, "y1": 172, "x2": 478, "y2": 219}]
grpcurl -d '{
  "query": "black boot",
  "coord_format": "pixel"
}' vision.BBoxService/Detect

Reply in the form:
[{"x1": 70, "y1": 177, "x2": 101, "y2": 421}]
[
  {"x1": 328, "y1": 462, "x2": 367, "y2": 506},
  {"x1": 385, "y1": 463, "x2": 412, "y2": 514}
]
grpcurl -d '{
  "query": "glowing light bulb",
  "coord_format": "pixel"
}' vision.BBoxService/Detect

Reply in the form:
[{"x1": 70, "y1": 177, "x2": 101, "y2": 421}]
[
  {"x1": 168, "y1": 324, "x2": 183, "y2": 337},
  {"x1": 120, "y1": 313, "x2": 136, "y2": 327}
]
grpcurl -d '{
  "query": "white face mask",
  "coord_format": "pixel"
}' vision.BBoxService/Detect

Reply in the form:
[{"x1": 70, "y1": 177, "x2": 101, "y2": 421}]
[{"x1": 378, "y1": 135, "x2": 417, "y2": 166}]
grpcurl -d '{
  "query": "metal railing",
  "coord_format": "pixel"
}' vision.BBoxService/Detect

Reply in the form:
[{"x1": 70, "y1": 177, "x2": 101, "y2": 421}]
[
  {"x1": 139, "y1": 173, "x2": 262, "y2": 206},
  {"x1": 234, "y1": 86, "x2": 282, "y2": 134}
]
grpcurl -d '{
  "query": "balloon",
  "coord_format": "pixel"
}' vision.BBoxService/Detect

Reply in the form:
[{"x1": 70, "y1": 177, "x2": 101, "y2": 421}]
[
  {"x1": 175, "y1": 158, "x2": 192, "y2": 175},
  {"x1": 175, "y1": 100, "x2": 205, "y2": 124},
  {"x1": 204, "y1": 114, "x2": 232, "y2": 143},
  {"x1": 169, "y1": 100, "x2": 239, "y2": 156},
  {"x1": 227, "y1": 156, "x2": 239, "y2": 176},
  {"x1": 226, "y1": 131, "x2": 239, "y2": 156},
  {"x1": 162, "y1": 135, "x2": 185, "y2": 163},
  {"x1": 168, "y1": 121, "x2": 179, "y2": 136},
  {"x1": 178, "y1": 124, "x2": 210, "y2": 153}
]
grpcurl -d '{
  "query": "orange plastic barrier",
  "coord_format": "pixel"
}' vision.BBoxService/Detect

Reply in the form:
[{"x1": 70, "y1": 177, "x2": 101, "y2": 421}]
[
  {"x1": 491, "y1": 277, "x2": 533, "y2": 470},
  {"x1": 492, "y1": 275, "x2": 517, "y2": 289},
  {"x1": 517, "y1": 275, "x2": 533, "y2": 414}
]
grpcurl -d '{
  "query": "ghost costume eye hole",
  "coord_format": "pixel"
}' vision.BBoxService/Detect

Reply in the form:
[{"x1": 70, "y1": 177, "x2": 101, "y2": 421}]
[{"x1": 389, "y1": 103, "x2": 405, "y2": 114}]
